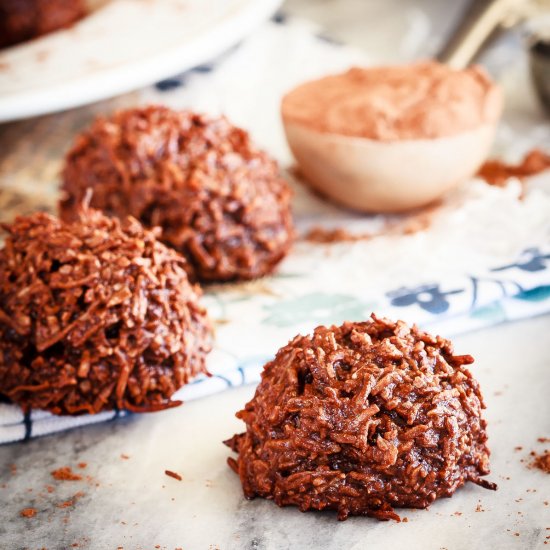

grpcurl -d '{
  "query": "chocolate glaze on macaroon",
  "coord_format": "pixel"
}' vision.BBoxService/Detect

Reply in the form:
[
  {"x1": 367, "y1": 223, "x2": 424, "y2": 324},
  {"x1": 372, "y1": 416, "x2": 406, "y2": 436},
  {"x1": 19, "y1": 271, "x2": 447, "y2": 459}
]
[
  {"x1": 60, "y1": 105, "x2": 294, "y2": 283},
  {"x1": 0, "y1": 209, "x2": 211, "y2": 415},
  {"x1": 226, "y1": 315, "x2": 495, "y2": 521}
]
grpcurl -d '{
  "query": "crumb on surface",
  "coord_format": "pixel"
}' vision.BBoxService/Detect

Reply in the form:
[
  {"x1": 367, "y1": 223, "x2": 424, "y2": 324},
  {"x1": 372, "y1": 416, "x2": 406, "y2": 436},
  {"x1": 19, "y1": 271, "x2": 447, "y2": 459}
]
[
  {"x1": 165, "y1": 470, "x2": 182, "y2": 481},
  {"x1": 51, "y1": 467, "x2": 82, "y2": 481},
  {"x1": 530, "y1": 450, "x2": 550, "y2": 473}
]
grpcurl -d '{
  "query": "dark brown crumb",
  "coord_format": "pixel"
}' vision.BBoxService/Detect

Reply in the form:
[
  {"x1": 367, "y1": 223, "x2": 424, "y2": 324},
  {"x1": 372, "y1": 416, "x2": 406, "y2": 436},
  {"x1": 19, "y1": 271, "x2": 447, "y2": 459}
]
[
  {"x1": 57, "y1": 500, "x2": 75, "y2": 508},
  {"x1": 60, "y1": 106, "x2": 294, "y2": 283},
  {"x1": 226, "y1": 314, "x2": 495, "y2": 521},
  {"x1": 0, "y1": 209, "x2": 211, "y2": 415},
  {"x1": 51, "y1": 467, "x2": 82, "y2": 481},
  {"x1": 531, "y1": 450, "x2": 550, "y2": 473},
  {"x1": 164, "y1": 470, "x2": 182, "y2": 481},
  {"x1": 477, "y1": 149, "x2": 550, "y2": 191},
  {"x1": 538, "y1": 438, "x2": 550, "y2": 443},
  {"x1": 514, "y1": 446, "x2": 523, "y2": 451},
  {"x1": 57, "y1": 491, "x2": 84, "y2": 508},
  {"x1": 20, "y1": 507, "x2": 37, "y2": 518}
]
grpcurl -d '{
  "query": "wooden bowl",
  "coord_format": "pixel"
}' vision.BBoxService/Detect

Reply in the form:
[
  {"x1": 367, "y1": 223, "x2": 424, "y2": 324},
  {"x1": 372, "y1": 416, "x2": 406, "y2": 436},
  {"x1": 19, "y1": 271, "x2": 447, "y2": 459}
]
[
  {"x1": 282, "y1": 64, "x2": 503, "y2": 213},
  {"x1": 283, "y1": 120, "x2": 499, "y2": 213}
]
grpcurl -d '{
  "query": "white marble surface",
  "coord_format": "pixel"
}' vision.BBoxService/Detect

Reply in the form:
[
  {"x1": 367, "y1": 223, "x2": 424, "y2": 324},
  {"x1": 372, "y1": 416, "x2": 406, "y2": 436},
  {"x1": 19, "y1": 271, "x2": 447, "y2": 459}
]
[
  {"x1": 1, "y1": 316, "x2": 549, "y2": 549},
  {"x1": 1, "y1": 1, "x2": 550, "y2": 549}
]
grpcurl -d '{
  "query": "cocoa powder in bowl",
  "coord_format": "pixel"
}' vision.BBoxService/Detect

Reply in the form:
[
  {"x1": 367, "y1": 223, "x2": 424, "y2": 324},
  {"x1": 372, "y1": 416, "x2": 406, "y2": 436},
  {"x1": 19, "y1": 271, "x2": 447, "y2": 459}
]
[
  {"x1": 282, "y1": 62, "x2": 502, "y2": 141},
  {"x1": 0, "y1": 209, "x2": 211, "y2": 415},
  {"x1": 281, "y1": 62, "x2": 503, "y2": 213},
  {"x1": 226, "y1": 315, "x2": 495, "y2": 520},
  {"x1": 60, "y1": 106, "x2": 294, "y2": 283}
]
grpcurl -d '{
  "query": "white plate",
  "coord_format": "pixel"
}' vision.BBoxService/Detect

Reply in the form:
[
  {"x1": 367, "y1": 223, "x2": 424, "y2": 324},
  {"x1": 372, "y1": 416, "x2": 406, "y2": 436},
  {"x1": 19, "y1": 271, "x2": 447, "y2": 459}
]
[{"x1": 0, "y1": 0, "x2": 282, "y2": 122}]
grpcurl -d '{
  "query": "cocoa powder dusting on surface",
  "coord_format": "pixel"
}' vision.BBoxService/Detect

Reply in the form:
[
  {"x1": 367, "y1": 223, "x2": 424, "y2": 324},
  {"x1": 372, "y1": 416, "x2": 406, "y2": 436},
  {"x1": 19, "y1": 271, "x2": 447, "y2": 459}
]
[
  {"x1": 303, "y1": 150, "x2": 550, "y2": 247},
  {"x1": 304, "y1": 227, "x2": 373, "y2": 243},
  {"x1": 57, "y1": 500, "x2": 75, "y2": 508},
  {"x1": 57, "y1": 491, "x2": 85, "y2": 509},
  {"x1": 51, "y1": 467, "x2": 82, "y2": 481},
  {"x1": 20, "y1": 507, "x2": 37, "y2": 518},
  {"x1": 302, "y1": 203, "x2": 440, "y2": 244},
  {"x1": 477, "y1": 149, "x2": 550, "y2": 188},
  {"x1": 531, "y1": 450, "x2": 550, "y2": 473},
  {"x1": 164, "y1": 470, "x2": 183, "y2": 481}
]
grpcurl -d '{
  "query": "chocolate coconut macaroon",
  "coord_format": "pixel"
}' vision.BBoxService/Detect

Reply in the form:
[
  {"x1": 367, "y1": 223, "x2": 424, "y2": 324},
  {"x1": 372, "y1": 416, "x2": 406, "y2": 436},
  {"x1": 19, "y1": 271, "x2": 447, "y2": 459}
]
[
  {"x1": 60, "y1": 106, "x2": 294, "y2": 283},
  {"x1": 226, "y1": 315, "x2": 495, "y2": 521},
  {"x1": 0, "y1": 209, "x2": 212, "y2": 415},
  {"x1": 0, "y1": 0, "x2": 86, "y2": 49}
]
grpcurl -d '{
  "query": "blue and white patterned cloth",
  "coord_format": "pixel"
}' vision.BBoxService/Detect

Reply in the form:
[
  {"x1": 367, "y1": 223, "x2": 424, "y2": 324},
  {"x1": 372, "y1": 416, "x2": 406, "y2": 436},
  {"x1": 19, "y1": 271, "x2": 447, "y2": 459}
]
[{"x1": 2, "y1": 14, "x2": 550, "y2": 444}]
